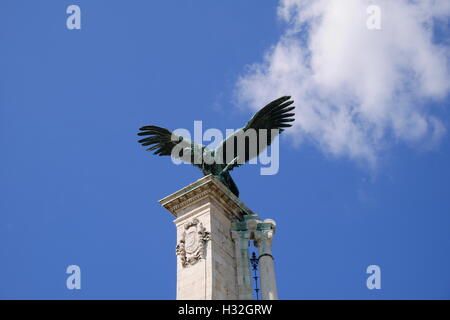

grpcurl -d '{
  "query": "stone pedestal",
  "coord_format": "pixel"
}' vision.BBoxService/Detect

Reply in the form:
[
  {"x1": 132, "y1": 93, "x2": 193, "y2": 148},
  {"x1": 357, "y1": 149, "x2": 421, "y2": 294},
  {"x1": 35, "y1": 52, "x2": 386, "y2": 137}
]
[
  {"x1": 159, "y1": 174, "x2": 256, "y2": 300},
  {"x1": 159, "y1": 174, "x2": 278, "y2": 300}
]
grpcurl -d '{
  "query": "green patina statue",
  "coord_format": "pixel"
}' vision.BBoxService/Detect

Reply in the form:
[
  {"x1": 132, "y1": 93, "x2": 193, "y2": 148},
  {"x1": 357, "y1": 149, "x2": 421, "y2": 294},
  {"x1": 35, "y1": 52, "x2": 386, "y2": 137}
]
[{"x1": 137, "y1": 96, "x2": 295, "y2": 198}]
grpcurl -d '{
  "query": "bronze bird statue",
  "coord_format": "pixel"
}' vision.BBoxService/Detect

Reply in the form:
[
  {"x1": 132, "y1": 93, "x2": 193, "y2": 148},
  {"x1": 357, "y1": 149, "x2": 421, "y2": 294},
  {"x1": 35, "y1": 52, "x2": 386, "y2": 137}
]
[{"x1": 137, "y1": 96, "x2": 295, "y2": 198}]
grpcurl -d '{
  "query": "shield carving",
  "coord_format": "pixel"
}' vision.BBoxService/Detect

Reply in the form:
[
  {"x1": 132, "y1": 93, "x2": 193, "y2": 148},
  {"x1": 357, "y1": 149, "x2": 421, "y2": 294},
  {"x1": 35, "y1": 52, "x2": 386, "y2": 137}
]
[
  {"x1": 176, "y1": 218, "x2": 210, "y2": 267},
  {"x1": 185, "y1": 226, "x2": 198, "y2": 254}
]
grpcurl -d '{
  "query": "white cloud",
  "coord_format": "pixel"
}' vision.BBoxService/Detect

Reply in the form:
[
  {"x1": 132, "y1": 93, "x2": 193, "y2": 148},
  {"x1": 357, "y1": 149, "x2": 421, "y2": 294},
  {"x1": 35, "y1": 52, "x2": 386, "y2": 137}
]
[{"x1": 237, "y1": 0, "x2": 450, "y2": 165}]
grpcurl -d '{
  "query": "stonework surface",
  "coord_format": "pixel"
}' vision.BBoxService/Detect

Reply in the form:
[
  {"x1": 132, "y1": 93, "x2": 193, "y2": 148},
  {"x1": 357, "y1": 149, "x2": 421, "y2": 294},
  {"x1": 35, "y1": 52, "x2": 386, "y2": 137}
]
[{"x1": 160, "y1": 175, "x2": 247, "y2": 300}]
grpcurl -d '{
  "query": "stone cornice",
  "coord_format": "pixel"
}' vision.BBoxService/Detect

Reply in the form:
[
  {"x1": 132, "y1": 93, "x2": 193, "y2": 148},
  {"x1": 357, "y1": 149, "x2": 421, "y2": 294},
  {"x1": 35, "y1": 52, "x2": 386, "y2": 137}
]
[{"x1": 159, "y1": 174, "x2": 255, "y2": 218}]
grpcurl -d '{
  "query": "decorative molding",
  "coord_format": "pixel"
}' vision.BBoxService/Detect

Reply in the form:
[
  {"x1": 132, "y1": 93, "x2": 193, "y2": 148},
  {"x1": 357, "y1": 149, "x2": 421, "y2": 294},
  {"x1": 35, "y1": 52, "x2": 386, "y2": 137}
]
[
  {"x1": 170, "y1": 189, "x2": 211, "y2": 212},
  {"x1": 159, "y1": 174, "x2": 255, "y2": 218},
  {"x1": 176, "y1": 218, "x2": 210, "y2": 267}
]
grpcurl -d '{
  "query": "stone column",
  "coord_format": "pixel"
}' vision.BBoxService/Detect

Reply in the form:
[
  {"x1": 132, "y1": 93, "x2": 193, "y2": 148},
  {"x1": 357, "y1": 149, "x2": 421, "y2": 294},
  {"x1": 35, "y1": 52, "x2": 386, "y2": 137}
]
[
  {"x1": 159, "y1": 174, "x2": 257, "y2": 300},
  {"x1": 255, "y1": 219, "x2": 278, "y2": 300},
  {"x1": 231, "y1": 230, "x2": 253, "y2": 300}
]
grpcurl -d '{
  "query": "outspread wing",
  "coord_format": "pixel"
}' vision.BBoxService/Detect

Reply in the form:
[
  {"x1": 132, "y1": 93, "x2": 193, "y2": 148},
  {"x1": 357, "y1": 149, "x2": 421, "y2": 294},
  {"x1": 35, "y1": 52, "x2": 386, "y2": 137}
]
[
  {"x1": 215, "y1": 96, "x2": 295, "y2": 171},
  {"x1": 137, "y1": 125, "x2": 205, "y2": 168}
]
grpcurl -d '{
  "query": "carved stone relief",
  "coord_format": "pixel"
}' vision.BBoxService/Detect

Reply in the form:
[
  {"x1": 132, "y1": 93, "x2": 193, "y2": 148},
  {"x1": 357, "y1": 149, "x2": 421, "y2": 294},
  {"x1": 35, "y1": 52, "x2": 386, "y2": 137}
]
[{"x1": 176, "y1": 218, "x2": 210, "y2": 267}]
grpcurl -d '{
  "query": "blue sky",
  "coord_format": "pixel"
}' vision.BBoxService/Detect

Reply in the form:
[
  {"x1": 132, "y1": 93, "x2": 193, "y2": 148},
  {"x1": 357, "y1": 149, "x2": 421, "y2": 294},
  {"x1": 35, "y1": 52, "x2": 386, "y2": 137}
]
[{"x1": 1, "y1": 0, "x2": 449, "y2": 299}]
